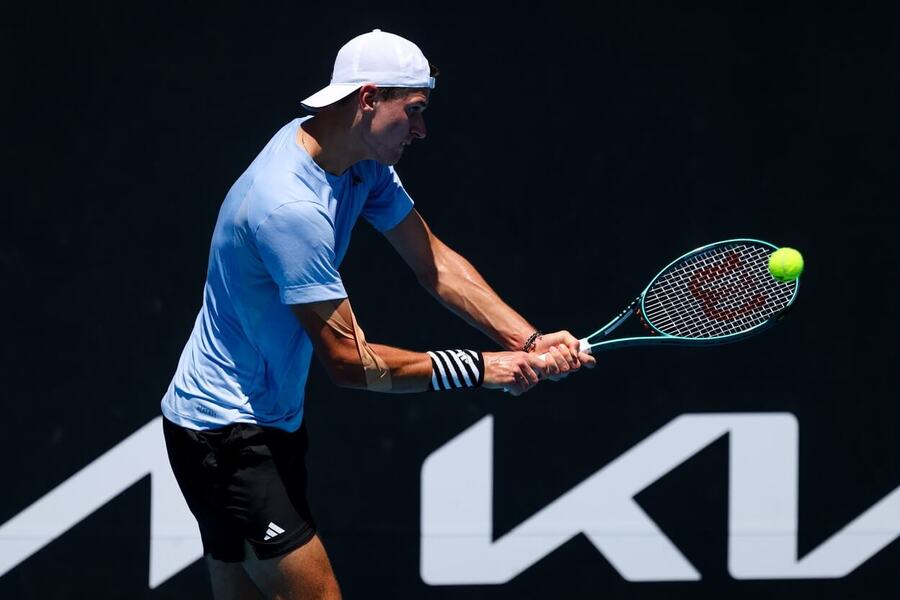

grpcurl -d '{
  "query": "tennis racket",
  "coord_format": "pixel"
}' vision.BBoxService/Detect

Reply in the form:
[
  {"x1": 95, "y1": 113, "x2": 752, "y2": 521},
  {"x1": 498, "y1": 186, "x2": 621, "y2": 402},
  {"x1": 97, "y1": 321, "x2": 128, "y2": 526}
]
[{"x1": 541, "y1": 238, "x2": 800, "y2": 362}]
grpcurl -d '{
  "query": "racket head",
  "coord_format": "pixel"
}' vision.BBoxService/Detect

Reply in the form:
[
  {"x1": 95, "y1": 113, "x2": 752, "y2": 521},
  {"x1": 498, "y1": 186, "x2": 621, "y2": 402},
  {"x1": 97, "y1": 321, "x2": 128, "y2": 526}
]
[{"x1": 636, "y1": 239, "x2": 799, "y2": 344}]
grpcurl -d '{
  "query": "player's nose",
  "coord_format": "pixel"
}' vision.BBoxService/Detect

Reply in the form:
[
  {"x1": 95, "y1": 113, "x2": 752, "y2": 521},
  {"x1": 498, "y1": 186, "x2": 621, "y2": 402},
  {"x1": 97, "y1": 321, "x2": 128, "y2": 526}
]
[{"x1": 411, "y1": 116, "x2": 427, "y2": 140}]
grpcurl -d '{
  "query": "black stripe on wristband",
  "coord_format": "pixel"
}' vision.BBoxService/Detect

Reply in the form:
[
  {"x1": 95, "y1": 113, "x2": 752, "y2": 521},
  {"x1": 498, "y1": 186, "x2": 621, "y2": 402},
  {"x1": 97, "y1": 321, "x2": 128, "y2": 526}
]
[{"x1": 427, "y1": 350, "x2": 484, "y2": 391}]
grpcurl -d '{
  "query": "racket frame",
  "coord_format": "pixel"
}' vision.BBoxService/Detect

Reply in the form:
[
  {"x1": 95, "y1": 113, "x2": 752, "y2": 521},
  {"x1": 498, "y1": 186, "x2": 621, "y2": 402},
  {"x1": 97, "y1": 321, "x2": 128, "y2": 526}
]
[{"x1": 580, "y1": 238, "x2": 800, "y2": 353}]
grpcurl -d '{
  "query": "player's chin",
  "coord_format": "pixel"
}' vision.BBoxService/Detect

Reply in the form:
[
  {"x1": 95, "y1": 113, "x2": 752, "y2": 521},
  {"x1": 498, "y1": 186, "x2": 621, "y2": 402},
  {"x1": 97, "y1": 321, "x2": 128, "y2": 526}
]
[
  {"x1": 375, "y1": 147, "x2": 405, "y2": 166},
  {"x1": 389, "y1": 149, "x2": 406, "y2": 165}
]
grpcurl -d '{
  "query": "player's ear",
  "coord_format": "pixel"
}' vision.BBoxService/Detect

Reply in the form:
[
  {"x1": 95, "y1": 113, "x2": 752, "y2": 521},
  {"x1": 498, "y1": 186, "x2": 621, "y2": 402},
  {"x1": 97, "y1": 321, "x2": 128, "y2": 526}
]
[{"x1": 359, "y1": 84, "x2": 378, "y2": 112}]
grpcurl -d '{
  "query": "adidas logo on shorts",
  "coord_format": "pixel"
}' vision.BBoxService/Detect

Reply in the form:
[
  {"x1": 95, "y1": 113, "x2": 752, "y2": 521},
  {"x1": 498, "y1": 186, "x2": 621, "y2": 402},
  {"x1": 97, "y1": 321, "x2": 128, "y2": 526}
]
[{"x1": 263, "y1": 522, "x2": 285, "y2": 541}]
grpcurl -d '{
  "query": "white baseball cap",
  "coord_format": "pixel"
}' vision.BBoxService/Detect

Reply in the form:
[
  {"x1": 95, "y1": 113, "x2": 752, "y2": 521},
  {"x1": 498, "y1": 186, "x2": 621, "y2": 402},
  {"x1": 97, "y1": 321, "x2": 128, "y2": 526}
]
[{"x1": 301, "y1": 29, "x2": 436, "y2": 111}]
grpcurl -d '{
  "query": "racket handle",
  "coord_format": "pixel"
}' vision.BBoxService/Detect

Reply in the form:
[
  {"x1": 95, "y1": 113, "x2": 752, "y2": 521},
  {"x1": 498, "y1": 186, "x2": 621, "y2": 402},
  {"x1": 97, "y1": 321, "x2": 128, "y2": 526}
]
[
  {"x1": 503, "y1": 338, "x2": 592, "y2": 392},
  {"x1": 580, "y1": 337, "x2": 592, "y2": 354},
  {"x1": 534, "y1": 337, "x2": 592, "y2": 361}
]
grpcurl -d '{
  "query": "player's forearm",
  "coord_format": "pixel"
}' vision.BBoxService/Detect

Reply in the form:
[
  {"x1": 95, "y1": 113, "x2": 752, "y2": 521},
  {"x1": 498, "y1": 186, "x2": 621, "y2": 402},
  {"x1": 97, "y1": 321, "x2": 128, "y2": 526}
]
[
  {"x1": 295, "y1": 298, "x2": 544, "y2": 395},
  {"x1": 330, "y1": 342, "x2": 551, "y2": 397},
  {"x1": 422, "y1": 243, "x2": 535, "y2": 351},
  {"x1": 329, "y1": 344, "x2": 433, "y2": 393}
]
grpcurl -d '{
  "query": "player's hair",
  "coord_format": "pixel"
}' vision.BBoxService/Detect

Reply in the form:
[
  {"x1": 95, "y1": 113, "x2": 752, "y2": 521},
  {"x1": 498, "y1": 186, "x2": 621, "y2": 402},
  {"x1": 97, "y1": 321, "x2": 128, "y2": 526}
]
[
  {"x1": 336, "y1": 63, "x2": 440, "y2": 106},
  {"x1": 373, "y1": 87, "x2": 417, "y2": 101}
]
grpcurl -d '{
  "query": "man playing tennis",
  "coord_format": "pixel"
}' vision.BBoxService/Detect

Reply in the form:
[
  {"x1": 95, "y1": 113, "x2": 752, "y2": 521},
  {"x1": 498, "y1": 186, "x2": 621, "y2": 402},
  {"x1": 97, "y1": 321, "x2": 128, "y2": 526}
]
[{"x1": 161, "y1": 29, "x2": 595, "y2": 600}]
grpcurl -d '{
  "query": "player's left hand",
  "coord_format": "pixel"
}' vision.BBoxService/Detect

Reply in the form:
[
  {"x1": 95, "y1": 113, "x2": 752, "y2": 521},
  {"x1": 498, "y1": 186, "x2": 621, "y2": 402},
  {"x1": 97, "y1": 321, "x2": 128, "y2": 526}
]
[{"x1": 532, "y1": 330, "x2": 597, "y2": 380}]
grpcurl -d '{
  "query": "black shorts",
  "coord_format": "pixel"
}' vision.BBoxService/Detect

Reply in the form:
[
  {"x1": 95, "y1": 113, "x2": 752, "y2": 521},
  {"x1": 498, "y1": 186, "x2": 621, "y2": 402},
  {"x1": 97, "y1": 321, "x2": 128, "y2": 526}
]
[{"x1": 162, "y1": 417, "x2": 317, "y2": 562}]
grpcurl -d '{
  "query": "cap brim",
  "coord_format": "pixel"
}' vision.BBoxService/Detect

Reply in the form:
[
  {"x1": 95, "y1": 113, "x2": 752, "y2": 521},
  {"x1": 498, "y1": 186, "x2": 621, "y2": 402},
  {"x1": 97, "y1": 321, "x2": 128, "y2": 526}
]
[{"x1": 300, "y1": 84, "x2": 361, "y2": 110}]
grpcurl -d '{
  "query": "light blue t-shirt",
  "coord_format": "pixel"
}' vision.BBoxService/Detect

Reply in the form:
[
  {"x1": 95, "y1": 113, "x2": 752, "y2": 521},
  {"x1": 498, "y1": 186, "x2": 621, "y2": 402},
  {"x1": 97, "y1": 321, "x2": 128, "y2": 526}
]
[{"x1": 161, "y1": 117, "x2": 414, "y2": 432}]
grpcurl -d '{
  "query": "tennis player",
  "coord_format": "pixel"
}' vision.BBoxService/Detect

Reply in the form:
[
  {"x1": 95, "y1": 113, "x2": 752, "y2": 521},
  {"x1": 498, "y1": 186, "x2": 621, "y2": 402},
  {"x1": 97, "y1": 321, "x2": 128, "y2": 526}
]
[{"x1": 161, "y1": 29, "x2": 595, "y2": 600}]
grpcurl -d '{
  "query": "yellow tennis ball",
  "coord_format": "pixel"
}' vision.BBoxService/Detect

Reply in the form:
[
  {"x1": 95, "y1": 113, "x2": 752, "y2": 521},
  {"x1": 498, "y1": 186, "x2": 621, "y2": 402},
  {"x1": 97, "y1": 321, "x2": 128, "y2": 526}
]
[{"x1": 768, "y1": 247, "x2": 804, "y2": 282}]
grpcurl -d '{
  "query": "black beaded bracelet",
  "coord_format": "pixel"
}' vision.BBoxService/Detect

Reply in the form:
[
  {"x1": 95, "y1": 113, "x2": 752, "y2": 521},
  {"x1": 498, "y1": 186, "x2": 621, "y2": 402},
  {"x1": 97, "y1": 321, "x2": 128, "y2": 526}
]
[{"x1": 522, "y1": 330, "x2": 542, "y2": 353}]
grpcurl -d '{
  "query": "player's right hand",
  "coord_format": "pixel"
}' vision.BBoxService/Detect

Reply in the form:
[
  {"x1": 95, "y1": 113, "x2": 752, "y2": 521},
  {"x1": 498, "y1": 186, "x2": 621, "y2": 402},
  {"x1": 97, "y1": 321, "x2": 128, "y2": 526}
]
[{"x1": 482, "y1": 351, "x2": 547, "y2": 396}]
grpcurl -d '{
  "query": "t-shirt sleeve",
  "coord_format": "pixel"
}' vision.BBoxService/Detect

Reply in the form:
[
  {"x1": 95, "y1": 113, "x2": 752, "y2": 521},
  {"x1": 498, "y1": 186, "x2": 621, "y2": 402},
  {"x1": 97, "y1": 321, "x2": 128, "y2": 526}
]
[
  {"x1": 361, "y1": 164, "x2": 415, "y2": 232},
  {"x1": 254, "y1": 201, "x2": 347, "y2": 305}
]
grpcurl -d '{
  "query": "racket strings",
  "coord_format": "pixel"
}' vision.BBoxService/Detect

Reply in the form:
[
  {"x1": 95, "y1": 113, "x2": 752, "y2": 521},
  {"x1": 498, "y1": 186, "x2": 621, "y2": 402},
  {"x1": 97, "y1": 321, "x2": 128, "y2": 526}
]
[{"x1": 642, "y1": 243, "x2": 796, "y2": 339}]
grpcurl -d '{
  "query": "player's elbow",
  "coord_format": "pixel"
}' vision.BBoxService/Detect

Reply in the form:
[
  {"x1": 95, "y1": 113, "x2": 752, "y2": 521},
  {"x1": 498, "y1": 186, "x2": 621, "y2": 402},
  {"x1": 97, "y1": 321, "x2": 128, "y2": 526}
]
[
  {"x1": 418, "y1": 249, "x2": 455, "y2": 293},
  {"x1": 330, "y1": 364, "x2": 368, "y2": 390},
  {"x1": 319, "y1": 345, "x2": 367, "y2": 389},
  {"x1": 416, "y1": 264, "x2": 440, "y2": 291},
  {"x1": 415, "y1": 238, "x2": 456, "y2": 292}
]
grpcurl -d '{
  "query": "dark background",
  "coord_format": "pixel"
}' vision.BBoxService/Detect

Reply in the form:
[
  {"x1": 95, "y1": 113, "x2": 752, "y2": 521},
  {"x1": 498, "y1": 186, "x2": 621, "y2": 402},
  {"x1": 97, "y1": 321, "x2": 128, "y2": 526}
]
[{"x1": 2, "y1": 1, "x2": 898, "y2": 598}]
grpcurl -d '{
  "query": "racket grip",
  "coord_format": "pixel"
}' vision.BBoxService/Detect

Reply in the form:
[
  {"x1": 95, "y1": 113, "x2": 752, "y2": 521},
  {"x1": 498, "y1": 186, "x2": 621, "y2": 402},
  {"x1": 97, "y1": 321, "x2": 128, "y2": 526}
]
[
  {"x1": 534, "y1": 337, "x2": 592, "y2": 361},
  {"x1": 503, "y1": 338, "x2": 592, "y2": 392}
]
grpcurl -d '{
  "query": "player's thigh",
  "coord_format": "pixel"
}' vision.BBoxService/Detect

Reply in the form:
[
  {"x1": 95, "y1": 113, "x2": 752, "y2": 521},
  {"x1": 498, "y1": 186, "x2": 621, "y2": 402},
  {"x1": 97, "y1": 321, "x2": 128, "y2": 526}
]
[
  {"x1": 206, "y1": 555, "x2": 265, "y2": 600},
  {"x1": 243, "y1": 536, "x2": 341, "y2": 600}
]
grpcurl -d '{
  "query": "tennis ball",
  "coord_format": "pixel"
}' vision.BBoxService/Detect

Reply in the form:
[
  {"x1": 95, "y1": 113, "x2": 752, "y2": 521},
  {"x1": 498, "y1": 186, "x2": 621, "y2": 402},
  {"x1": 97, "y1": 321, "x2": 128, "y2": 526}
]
[{"x1": 768, "y1": 247, "x2": 804, "y2": 282}]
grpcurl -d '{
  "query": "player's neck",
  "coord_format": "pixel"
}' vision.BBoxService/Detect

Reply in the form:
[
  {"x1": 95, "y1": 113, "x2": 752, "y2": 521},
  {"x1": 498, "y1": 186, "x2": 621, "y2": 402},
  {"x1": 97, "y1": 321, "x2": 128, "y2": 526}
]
[{"x1": 298, "y1": 113, "x2": 363, "y2": 176}]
